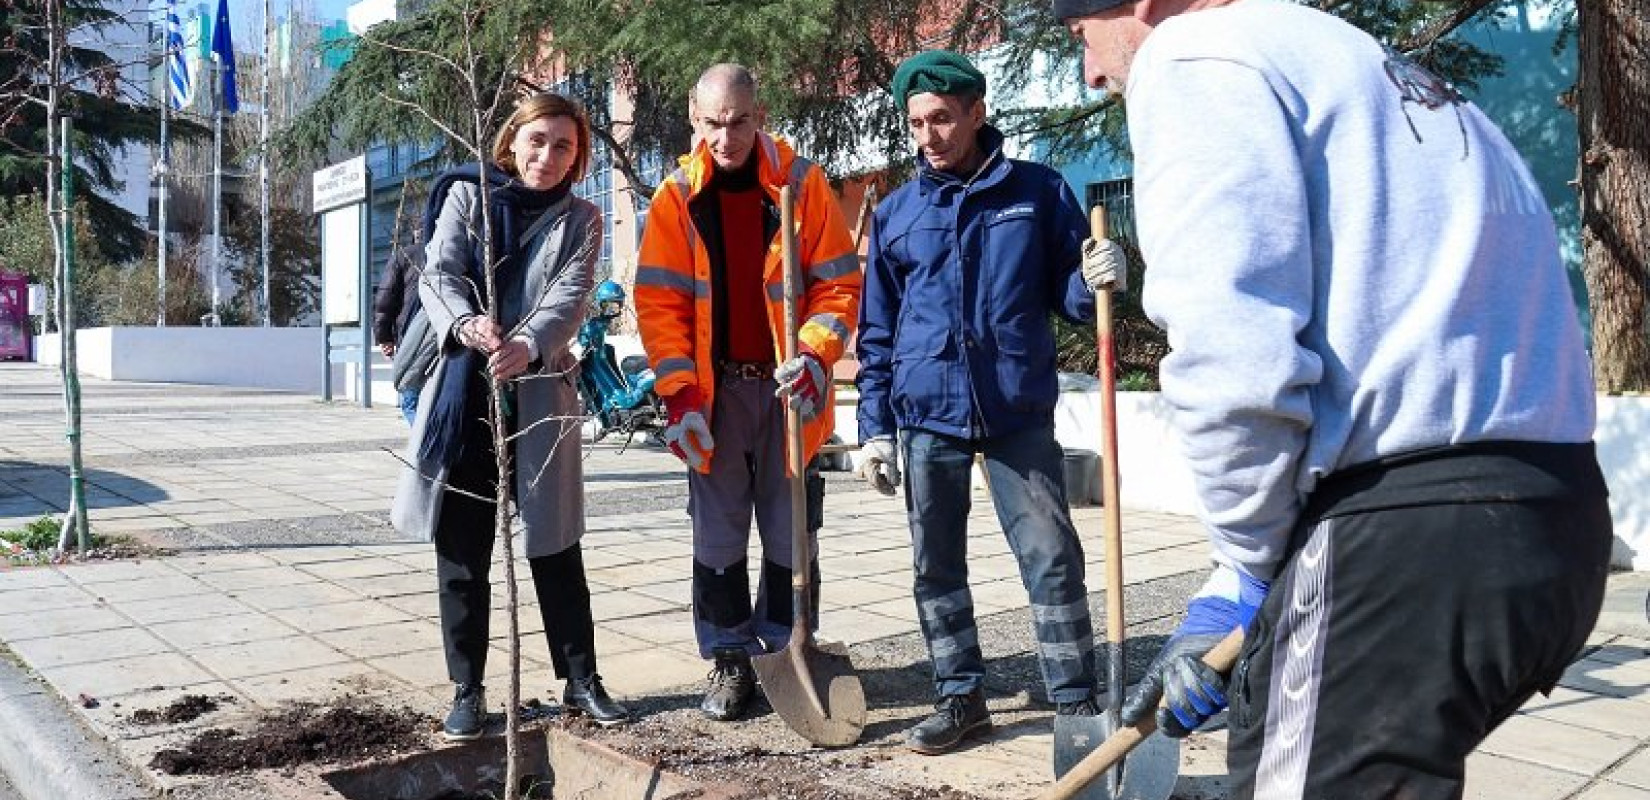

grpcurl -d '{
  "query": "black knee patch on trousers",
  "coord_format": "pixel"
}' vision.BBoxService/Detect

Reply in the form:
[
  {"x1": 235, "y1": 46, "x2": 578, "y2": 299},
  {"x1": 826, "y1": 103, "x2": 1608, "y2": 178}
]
[
  {"x1": 762, "y1": 558, "x2": 821, "y2": 629},
  {"x1": 694, "y1": 558, "x2": 753, "y2": 629},
  {"x1": 806, "y1": 459, "x2": 825, "y2": 533}
]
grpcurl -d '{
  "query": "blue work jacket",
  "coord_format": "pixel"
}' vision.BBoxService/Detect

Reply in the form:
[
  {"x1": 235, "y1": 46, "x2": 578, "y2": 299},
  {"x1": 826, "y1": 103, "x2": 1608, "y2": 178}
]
[{"x1": 857, "y1": 126, "x2": 1094, "y2": 443}]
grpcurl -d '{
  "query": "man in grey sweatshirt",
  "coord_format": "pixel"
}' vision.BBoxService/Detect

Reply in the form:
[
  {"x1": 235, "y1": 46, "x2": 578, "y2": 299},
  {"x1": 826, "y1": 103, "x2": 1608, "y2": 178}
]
[{"x1": 1057, "y1": 0, "x2": 1614, "y2": 797}]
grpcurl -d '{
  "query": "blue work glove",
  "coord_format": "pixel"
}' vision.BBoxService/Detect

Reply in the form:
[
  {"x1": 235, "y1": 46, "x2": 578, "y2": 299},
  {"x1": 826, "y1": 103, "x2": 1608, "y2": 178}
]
[{"x1": 1120, "y1": 564, "x2": 1268, "y2": 737}]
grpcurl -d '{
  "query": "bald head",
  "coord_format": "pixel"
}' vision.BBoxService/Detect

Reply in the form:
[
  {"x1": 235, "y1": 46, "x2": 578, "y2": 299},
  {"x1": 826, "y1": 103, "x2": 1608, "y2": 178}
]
[
  {"x1": 693, "y1": 63, "x2": 758, "y2": 106},
  {"x1": 690, "y1": 63, "x2": 766, "y2": 171}
]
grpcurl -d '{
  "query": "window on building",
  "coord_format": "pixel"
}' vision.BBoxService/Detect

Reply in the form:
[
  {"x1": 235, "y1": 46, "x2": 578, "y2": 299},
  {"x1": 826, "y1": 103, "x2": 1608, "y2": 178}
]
[
  {"x1": 575, "y1": 135, "x2": 615, "y2": 281},
  {"x1": 1085, "y1": 178, "x2": 1137, "y2": 243}
]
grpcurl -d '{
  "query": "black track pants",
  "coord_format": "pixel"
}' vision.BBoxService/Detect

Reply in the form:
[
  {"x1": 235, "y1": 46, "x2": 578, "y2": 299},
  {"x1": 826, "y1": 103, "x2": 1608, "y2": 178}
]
[{"x1": 1226, "y1": 494, "x2": 1612, "y2": 800}]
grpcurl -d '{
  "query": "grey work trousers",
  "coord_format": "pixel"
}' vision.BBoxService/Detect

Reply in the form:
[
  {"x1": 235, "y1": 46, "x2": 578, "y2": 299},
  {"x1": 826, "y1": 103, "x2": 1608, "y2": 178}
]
[{"x1": 687, "y1": 373, "x2": 823, "y2": 658}]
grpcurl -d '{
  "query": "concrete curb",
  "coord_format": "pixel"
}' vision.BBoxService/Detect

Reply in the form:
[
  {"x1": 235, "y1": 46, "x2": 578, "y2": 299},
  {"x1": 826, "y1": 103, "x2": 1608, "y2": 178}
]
[{"x1": 0, "y1": 653, "x2": 156, "y2": 800}]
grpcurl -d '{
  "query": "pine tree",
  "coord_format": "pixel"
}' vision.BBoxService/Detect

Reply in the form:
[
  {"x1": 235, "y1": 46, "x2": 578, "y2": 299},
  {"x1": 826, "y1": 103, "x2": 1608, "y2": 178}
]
[{"x1": 0, "y1": 0, "x2": 197, "y2": 261}]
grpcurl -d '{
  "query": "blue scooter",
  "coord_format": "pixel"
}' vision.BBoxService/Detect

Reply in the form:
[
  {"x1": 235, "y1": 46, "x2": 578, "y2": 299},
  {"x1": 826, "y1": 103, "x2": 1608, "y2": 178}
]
[{"x1": 577, "y1": 281, "x2": 666, "y2": 445}]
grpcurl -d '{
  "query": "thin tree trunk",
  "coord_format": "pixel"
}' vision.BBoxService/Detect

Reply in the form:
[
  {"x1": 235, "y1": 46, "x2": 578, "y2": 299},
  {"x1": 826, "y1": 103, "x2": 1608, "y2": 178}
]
[{"x1": 1578, "y1": 0, "x2": 1650, "y2": 393}]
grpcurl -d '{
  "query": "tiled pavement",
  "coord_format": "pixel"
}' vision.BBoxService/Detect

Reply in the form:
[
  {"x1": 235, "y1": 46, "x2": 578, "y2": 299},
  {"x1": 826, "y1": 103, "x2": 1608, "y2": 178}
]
[{"x1": 1, "y1": 361, "x2": 1648, "y2": 798}]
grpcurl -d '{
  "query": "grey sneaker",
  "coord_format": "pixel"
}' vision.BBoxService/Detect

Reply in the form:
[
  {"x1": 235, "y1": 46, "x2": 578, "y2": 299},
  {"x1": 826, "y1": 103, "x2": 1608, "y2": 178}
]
[
  {"x1": 443, "y1": 683, "x2": 485, "y2": 741},
  {"x1": 699, "y1": 647, "x2": 756, "y2": 722},
  {"x1": 1056, "y1": 696, "x2": 1102, "y2": 716},
  {"x1": 906, "y1": 688, "x2": 991, "y2": 754}
]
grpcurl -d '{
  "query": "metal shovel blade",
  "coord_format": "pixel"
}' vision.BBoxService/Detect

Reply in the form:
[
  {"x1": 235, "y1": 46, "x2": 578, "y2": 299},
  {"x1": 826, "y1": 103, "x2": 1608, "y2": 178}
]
[
  {"x1": 1053, "y1": 713, "x2": 1180, "y2": 800},
  {"x1": 752, "y1": 638, "x2": 867, "y2": 748}
]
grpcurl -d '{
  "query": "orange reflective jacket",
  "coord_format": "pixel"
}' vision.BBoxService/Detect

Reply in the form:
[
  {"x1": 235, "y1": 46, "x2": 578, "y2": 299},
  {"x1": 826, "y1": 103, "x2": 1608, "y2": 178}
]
[{"x1": 636, "y1": 133, "x2": 861, "y2": 473}]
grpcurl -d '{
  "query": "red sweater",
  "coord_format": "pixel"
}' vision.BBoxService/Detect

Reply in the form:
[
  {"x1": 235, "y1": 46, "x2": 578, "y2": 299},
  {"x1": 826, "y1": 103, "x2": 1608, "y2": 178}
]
[{"x1": 719, "y1": 187, "x2": 775, "y2": 363}]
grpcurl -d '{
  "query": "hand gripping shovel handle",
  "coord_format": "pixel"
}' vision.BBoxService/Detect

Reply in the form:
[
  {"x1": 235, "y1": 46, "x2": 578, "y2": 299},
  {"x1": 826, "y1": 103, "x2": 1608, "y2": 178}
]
[{"x1": 1039, "y1": 627, "x2": 1245, "y2": 800}]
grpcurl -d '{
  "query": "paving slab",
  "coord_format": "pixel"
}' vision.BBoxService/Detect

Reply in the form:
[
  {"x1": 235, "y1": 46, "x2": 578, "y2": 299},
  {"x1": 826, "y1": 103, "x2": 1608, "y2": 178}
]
[
  {"x1": 1574, "y1": 782, "x2": 1650, "y2": 800},
  {"x1": 1465, "y1": 751, "x2": 1592, "y2": 800},
  {"x1": 1609, "y1": 747, "x2": 1650, "y2": 790},
  {"x1": 1480, "y1": 712, "x2": 1642, "y2": 776}
]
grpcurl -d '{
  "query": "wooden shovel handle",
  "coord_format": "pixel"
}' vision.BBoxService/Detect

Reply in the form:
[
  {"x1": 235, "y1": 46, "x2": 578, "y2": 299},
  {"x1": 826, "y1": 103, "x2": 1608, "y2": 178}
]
[
  {"x1": 1093, "y1": 206, "x2": 1125, "y2": 664},
  {"x1": 779, "y1": 185, "x2": 813, "y2": 636},
  {"x1": 1038, "y1": 627, "x2": 1245, "y2": 800}
]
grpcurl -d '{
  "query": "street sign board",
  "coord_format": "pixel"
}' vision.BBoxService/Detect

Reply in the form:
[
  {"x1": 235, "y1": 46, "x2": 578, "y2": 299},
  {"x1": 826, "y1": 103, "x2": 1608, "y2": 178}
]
[
  {"x1": 312, "y1": 155, "x2": 368, "y2": 214},
  {"x1": 321, "y1": 204, "x2": 363, "y2": 325}
]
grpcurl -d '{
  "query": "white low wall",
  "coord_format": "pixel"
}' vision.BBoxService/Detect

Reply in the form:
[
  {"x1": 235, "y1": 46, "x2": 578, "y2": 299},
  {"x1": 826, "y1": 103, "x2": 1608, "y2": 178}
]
[
  {"x1": 35, "y1": 327, "x2": 325, "y2": 393},
  {"x1": 843, "y1": 389, "x2": 1649, "y2": 572},
  {"x1": 1051, "y1": 390, "x2": 1649, "y2": 572},
  {"x1": 1596, "y1": 396, "x2": 1649, "y2": 570}
]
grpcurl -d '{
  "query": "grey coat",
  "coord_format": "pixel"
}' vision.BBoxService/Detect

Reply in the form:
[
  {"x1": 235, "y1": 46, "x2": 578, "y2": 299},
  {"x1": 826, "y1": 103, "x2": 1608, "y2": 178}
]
[{"x1": 390, "y1": 181, "x2": 601, "y2": 559}]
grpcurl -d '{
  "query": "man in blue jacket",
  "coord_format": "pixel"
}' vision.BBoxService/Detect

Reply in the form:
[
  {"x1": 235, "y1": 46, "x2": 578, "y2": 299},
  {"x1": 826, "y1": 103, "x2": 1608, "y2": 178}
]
[{"x1": 856, "y1": 49, "x2": 1123, "y2": 755}]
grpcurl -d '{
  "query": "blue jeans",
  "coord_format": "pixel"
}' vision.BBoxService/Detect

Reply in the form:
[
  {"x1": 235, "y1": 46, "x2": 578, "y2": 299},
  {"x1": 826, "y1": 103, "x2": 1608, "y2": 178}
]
[
  {"x1": 398, "y1": 389, "x2": 419, "y2": 426},
  {"x1": 901, "y1": 424, "x2": 1097, "y2": 703}
]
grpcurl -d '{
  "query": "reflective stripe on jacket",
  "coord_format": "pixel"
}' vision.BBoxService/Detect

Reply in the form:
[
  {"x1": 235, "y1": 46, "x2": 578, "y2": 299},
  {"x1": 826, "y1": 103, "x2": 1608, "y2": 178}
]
[{"x1": 636, "y1": 132, "x2": 861, "y2": 472}]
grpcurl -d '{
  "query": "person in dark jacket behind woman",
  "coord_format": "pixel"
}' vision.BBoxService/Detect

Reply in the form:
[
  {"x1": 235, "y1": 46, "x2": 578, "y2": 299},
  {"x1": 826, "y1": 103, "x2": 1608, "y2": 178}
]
[
  {"x1": 390, "y1": 92, "x2": 630, "y2": 740},
  {"x1": 854, "y1": 50, "x2": 1122, "y2": 755},
  {"x1": 373, "y1": 246, "x2": 422, "y2": 424}
]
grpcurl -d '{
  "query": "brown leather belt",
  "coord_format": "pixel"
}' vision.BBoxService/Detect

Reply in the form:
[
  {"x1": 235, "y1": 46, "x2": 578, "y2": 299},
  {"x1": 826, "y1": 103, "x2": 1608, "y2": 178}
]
[{"x1": 719, "y1": 361, "x2": 775, "y2": 380}]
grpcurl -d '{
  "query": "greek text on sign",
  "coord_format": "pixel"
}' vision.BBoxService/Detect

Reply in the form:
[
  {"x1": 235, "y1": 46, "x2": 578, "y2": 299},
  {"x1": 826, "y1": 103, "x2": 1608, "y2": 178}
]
[{"x1": 312, "y1": 155, "x2": 367, "y2": 213}]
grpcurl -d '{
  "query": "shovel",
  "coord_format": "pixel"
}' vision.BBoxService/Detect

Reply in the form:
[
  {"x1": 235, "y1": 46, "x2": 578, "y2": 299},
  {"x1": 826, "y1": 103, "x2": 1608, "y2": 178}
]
[
  {"x1": 750, "y1": 184, "x2": 869, "y2": 748},
  {"x1": 1051, "y1": 206, "x2": 1179, "y2": 800},
  {"x1": 1041, "y1": 629, "x2": 1244, "y2": 800}
]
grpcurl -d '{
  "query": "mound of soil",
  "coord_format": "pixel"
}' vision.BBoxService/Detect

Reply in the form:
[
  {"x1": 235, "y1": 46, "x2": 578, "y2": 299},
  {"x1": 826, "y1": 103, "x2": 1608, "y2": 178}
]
[
  {"x1": 569, "y1": 713, "x2": 986, "y2": 800},
  {"x1": 129, "y1": 694, "x2": 231, "y2": 725},
  {"x1": 149, "y1": 702, "x2": 435, "y2": 776}
]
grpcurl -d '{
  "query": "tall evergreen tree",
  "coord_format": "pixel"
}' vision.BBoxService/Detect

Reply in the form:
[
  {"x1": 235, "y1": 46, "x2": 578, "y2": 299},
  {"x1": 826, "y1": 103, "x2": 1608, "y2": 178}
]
[
  {"x1": 285, "y1": 0, "x2": 1644, "y2": 386},
  {"x1": 0, "y1": 0, "x2": 189, "y2": 261}
]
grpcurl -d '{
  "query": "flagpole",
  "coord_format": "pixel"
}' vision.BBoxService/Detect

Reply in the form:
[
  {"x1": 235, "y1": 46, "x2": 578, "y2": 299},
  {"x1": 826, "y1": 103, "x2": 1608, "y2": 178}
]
[
  {"x1": 157, "y1": 31, "x2": 169, "y2": 327},
  {"x1": 211, "y1": 55, "x2": 222, "y2": 326},
  {"x1": 259, "y1": 0, "x2": 272, "y2": 326}
]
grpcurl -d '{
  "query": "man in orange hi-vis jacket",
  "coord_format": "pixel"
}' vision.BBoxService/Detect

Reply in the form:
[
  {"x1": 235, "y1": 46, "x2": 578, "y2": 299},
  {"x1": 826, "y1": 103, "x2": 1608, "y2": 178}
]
[{"x1": 635, "y1": 63, "x2": 861, "y2": 723}]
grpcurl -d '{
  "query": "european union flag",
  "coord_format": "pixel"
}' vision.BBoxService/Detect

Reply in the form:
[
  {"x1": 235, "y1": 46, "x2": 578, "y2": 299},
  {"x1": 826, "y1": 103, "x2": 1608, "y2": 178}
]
[{"x1": 210, "y1": 0, "x2": 237, "y2": 114}]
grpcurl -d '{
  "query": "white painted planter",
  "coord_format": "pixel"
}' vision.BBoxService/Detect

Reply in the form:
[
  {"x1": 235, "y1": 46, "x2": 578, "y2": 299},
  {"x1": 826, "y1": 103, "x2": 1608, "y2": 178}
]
[
  {"x1": 1596, "y1": 395, "x2": 1650, "y2": 570},
  {"x1": 843, "y1": 388, "x2": 1650, "y2": 572},
  {"x1": 35, "y1": 326, "x2": 325, "y2": 393}
]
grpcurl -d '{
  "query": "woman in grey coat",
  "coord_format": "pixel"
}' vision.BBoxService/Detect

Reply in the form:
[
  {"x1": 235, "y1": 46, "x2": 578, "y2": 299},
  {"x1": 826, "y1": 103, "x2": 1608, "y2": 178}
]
[{"x1": 391, "y1": 93, "x2": 628, "y2": 738}]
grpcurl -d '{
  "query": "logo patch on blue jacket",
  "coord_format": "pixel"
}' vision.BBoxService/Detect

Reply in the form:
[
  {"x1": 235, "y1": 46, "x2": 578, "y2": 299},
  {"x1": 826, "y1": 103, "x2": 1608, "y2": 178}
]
[{"x1": 992, "y1": 205, "x2": 1035, "y2": 222}]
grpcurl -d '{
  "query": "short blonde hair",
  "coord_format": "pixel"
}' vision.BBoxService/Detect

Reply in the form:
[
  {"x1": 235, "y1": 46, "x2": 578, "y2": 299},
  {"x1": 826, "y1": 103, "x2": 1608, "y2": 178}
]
[{"x1": 491, "y1": 92, "x2": 592, "y2": 185}]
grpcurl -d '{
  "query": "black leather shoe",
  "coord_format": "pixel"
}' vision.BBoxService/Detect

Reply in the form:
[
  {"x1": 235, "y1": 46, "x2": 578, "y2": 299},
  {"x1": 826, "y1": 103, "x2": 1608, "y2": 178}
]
[
  {"x1": 563, "y1": 674, "x2": 630, "y2": 727},
  {"x1": 444, "y1": 683, "x2": 486, "y2": 741},
  {"x1": 906, "y1": 688, "x2": 991, "y2": 754},
  {"x1": 700, "y1": 647, "x2": 756, "y2": 722}
]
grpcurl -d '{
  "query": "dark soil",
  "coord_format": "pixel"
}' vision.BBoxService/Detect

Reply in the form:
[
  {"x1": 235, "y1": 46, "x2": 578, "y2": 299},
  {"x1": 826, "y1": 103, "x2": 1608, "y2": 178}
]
[
  {"x1": 149, "y1": 701, "x2": 436, "y2": 776},
  {"x1": 562, "y1": 712, "x2": 988, "y2": 800},
  {"x1": 128, "y1": 694, "x2": 232, "y2": 725}
]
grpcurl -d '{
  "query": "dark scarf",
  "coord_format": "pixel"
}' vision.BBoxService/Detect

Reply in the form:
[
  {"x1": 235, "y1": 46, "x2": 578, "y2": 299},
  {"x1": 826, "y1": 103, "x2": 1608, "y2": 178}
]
[{"x1": 418, "y1": 162, "x2": 568, "y2": 469}]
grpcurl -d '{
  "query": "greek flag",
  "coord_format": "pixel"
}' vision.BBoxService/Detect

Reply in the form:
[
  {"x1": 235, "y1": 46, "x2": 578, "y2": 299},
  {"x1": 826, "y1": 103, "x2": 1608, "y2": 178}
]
[{"x1": 165, "y1": 0, "x2": 192, "y2": 109}]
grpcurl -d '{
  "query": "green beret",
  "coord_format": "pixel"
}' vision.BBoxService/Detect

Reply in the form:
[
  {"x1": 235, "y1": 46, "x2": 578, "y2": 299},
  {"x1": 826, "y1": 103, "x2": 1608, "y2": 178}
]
[{"x1": 890, "y1": 50, "x2": 986, "y2": 109}]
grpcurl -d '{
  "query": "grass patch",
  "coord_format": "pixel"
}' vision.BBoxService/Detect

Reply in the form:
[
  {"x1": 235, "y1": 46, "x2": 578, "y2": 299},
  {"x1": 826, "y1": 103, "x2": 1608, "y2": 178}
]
[
  {"x1": 0, "y1": 517, "x2": 152, "y2": 566},
  {"x1": 0, "y1": 515, "x2": 63, "y2": 551}
]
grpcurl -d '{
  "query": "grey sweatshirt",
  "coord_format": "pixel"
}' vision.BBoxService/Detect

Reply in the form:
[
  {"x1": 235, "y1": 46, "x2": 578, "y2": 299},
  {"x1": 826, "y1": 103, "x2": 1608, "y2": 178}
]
[{"x1": 1127, "y1": 0, "x2": 1595, "y2": 580}]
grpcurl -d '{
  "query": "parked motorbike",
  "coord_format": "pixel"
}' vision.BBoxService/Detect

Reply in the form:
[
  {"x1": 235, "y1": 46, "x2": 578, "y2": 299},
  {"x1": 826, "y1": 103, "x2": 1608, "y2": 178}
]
[{"x1": 577, "y1": 281, "x2": 666, "y2": 445}]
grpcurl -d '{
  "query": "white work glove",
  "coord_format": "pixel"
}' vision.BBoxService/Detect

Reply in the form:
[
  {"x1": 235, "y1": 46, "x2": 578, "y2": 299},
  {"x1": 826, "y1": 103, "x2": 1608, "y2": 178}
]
[
  {"x1": 857, "y1": 436, "x2": 900, "y2": 496},
  {"x1": 664, "y1": 412, "x2": 715, "y2": 471},
  {"x1": 1081, "y1": 236, "x2": 1127, "y2": 293},
  {"x1": 774, "y1": 352, "x2": 828, "y2": 422}
]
